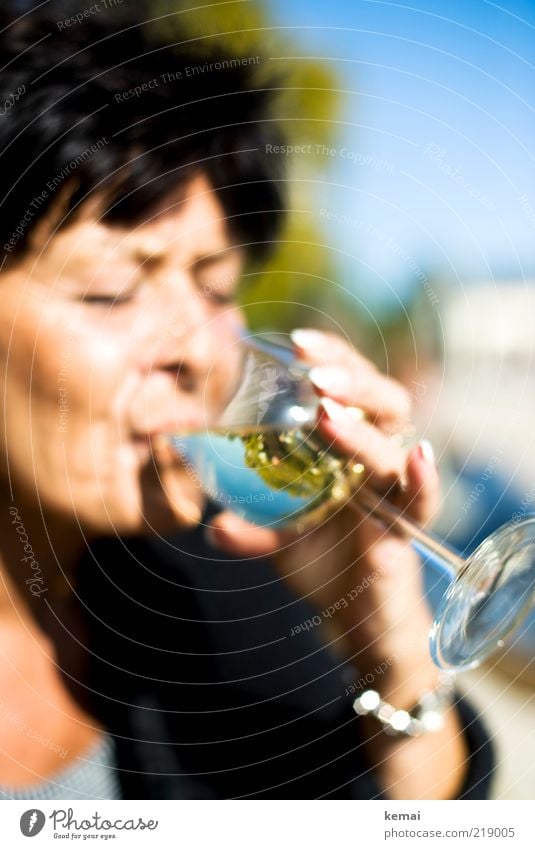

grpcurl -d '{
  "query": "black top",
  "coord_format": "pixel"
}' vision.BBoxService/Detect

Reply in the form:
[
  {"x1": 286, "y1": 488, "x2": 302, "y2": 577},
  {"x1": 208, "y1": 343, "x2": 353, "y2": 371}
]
[{"x1": 80, "y1": 520, "x2": 495, "y2": 800}]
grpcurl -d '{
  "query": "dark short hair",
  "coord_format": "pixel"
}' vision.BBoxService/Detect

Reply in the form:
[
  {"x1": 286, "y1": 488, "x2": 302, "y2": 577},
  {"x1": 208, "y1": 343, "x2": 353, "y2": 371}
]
[{"x1": 0, "y1": 1, "x2": 285, "y2": 264}]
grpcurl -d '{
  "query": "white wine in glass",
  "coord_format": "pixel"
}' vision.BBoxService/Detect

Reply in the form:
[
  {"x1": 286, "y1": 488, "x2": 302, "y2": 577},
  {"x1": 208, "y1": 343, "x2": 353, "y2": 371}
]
[{"x1": 169, "y1": 331, "x2": 535, "y2": 672}]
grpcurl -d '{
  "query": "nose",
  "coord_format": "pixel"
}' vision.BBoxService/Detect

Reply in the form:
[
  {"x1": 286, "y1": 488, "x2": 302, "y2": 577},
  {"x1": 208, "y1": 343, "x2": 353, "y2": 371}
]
[
  {"x1": 145, "y1": 284, "x2": 237, "y2": 392},
  {"x1": 128, "y1": 285, "x2": 242, "y2": 436},
  {"x1": 161, "y1": 320, "x2": 219, "y2": 392}
]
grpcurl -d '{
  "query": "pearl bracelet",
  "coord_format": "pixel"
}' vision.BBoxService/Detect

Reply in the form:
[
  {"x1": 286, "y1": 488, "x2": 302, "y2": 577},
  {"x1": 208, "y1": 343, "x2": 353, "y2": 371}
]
[{"x1": 352, "y1": 671, "x2": 457, "y2": 737}]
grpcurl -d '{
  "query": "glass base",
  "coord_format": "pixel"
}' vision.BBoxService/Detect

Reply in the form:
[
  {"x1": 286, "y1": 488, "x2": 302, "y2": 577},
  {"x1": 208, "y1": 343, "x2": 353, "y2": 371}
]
[{"x1": 430, "y1": 517, "x2": 535, "y2": 670}]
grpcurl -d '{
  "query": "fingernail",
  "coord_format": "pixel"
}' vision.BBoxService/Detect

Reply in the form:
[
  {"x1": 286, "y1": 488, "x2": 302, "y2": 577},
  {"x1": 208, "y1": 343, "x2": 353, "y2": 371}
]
[
  {"x1": 319, "y1": 398, "x2": 351, "y2": 424},
  {"x1": 418, "y1": 439, "x2": 435, "y2": 465},
  {"x1": 309, "y1": 366, "x2": 350, "y2": 394},
  {"x1": 290, "y1": 328, "x2": 325, "y2": 351},
  {"x1": 320, "y1": 397, "x2": 366, "y2": 424}
]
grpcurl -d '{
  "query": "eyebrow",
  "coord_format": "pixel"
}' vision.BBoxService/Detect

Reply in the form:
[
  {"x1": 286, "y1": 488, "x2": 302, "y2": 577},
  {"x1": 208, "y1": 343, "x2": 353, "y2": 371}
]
[
  {"x1": 132, "y1": 251, "x2": 166, "y2": 273},
  {"x1": 131, "y1": 245, "x2": 239, "y2": 270},
  {"x1": 190, "y1": 246, "x2": 240, "y2": 268}
]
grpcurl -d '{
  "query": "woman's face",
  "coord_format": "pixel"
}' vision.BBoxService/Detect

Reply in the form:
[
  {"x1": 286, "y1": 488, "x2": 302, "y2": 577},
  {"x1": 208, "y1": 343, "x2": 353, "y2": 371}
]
[{"x1": 0, "y1": 173, "x2": 244, "y2": 534}]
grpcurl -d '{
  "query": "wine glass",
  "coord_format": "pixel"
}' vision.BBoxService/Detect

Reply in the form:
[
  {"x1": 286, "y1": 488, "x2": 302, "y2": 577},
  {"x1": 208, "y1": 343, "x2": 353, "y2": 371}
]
[{"x1": 169, "y1": 330, "x2": 535, "y2": 672}]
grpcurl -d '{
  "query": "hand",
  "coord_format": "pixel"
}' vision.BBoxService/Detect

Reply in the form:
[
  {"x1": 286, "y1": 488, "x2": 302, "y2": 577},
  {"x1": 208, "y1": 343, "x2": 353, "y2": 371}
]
[
  {"x1": 206, "y1": 329, "x2": 471, "y2": 800},
  {"x1": 207, "y1": 328, "x2": 441, "y2": 671}
]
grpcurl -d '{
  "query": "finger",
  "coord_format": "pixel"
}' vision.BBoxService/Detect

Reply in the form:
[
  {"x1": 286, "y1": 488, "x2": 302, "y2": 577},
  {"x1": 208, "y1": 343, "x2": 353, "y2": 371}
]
[
  {"x1": 317, "y1": 398, "x2": 405, "y2": 488},
  {"x1": 396, "y1": 440, "x2": 441, "y2": 526},
  {"x1": 291, "y1": 329, "x2": 411, "y2": 430},
  {"x1": 290, "y1": 328, "x2": 361, "y2": 366},
  {"x1": 206, "y1": 510, "x2": 291, "y2": 558},
  {"x1": 308, "y1": 364, "x2": 411, "y2": 431}
]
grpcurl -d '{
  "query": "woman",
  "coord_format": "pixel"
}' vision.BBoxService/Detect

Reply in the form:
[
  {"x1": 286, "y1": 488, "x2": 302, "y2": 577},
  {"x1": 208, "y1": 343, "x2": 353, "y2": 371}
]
[{"x1": 0, "y1": 1, "x2": 493, "y2": 799}]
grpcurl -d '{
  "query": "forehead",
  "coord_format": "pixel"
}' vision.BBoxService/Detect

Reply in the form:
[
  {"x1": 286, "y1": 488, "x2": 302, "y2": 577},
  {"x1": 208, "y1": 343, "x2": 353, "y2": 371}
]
[
  {"x1": 41, "y1": 172, "x2": 233, "y2": 273},
  {"x1": 121, "y1": 173, "x2": 233, "y2": 259}
]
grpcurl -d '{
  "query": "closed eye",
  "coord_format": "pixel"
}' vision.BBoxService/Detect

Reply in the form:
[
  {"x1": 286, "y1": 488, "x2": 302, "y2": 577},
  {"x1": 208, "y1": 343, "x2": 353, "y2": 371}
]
[{"x1": 81, "y1": 293, "x2": 134, "y2": 306}]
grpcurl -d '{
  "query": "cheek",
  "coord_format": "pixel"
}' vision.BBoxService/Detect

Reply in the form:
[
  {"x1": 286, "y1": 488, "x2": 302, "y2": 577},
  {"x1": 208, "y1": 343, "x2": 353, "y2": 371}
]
[
  {"x1": 1, "y1": 304, "x2": 146, "y2": 525},
  {"x1": 31, "y1": 312, "x2": 132, "y2": 431},
  {"x1": 1, "y1": 301, "x2": 137, "y2": 485}
]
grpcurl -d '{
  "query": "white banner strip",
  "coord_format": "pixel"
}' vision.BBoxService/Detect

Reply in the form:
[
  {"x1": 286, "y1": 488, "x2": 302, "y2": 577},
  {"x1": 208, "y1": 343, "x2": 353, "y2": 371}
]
[{"x1": 0, "y1": 799, "x2": 533, "y2": 848}]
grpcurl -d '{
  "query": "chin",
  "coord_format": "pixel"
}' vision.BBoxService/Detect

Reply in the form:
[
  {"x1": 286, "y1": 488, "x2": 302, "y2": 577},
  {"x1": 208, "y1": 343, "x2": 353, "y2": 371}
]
[
  {"x1": 109, "y1": 480, "x2": 203, "y2": 538},
  {"x1": 71, "y1": 452, "x2": 204, "y2": 537}
]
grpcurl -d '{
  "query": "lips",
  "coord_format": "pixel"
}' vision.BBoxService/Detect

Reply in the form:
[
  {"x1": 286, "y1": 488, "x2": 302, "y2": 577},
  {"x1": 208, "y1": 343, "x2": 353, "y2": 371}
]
[
  {"x1": 132, "y1": 418, "x2": 206, "y2": 443},
  {"x1": 130, "y1": 402, "x2": 209, "y2": 438},
  {"x1": 130, "y1": 416, "x2": 207, "y2": 465}
]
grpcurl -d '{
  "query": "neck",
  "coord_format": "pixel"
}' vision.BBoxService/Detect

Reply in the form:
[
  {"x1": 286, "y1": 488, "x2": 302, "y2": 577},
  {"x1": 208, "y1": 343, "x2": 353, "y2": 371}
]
[
  {"x1": 0, "y1": 490, "x2": 88, "y2": 633},
  {"x1": 0, "y1": 492, "x2": 101, "y2": 733}
]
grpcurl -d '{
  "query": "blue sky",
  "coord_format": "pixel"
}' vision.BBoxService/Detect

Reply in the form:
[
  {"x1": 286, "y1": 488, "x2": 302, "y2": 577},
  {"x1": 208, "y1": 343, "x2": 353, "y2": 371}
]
[{"x1": 270, "y1": 0, "x2": 535, "y2": 307}]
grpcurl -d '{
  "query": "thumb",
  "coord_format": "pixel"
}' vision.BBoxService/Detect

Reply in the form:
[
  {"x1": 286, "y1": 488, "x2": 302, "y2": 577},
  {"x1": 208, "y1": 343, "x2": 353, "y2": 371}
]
[{"x1": 206, "y1": 510, "x2": 291, "y2": 558}]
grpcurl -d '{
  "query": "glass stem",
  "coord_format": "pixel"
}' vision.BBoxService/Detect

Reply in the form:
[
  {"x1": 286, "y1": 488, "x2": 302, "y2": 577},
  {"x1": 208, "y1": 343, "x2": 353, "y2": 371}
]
[{"x1": 348, "y1": 484, "x2": 466, "y2": 580}]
